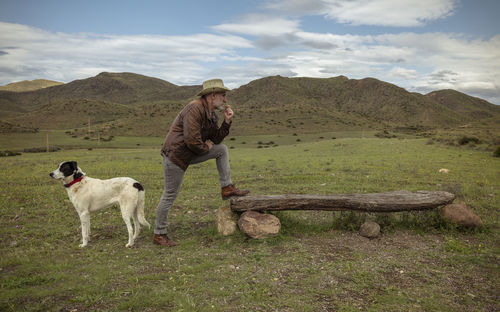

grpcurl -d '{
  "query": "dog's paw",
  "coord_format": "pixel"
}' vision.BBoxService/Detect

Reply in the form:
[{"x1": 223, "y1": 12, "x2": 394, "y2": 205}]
[
  {"x1": 125, "y1": 242, "x2": 134, "y2": 248},
  {"x1": 79, "y1": 243, "x2": 87, "y2": 248}
]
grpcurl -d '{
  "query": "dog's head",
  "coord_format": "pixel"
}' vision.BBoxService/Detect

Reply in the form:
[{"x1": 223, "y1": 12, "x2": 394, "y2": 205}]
[{"x1": 50, "y1": 161, "x2": 86, "y2": 181}]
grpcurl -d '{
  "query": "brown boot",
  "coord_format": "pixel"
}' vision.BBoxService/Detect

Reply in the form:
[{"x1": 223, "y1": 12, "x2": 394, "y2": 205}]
[
  {"x1": 221, "y1": 184, "x2": 250, "y2": 200},
  {"x1": 153, "y1": 234, "x2": 178, "y2": 247}
]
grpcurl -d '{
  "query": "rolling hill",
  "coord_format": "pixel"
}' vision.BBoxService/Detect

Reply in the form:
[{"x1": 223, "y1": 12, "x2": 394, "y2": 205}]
[
  {"x1": 426, "y1": 89, "x2": 499, "y2": 120},
  {"x1": 0, "y1": 79, "x2": 64, "y2": 92},
  {"x1": 228, "y1": 76, "x2": 472, "y2": 133},
  {"x1": 0, "y1": 72, "x2": 498, "y2": 137},
  {"x1": 43, "y1": 72, "x2": 199, "y2": 104}
]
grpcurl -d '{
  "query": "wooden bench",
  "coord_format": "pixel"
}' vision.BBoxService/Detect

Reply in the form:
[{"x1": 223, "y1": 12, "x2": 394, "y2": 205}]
[
  {"x1": 220, "y1": 191, "x2": 455, "y2": 238},
  {"x1": 230, "y1": 191, "x2": 455, "y2": 212}
]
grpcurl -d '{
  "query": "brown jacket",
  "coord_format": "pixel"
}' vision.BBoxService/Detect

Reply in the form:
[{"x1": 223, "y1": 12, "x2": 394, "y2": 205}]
[{"x1": 161, "y1": 98, "x2": 231, "y2": 170}]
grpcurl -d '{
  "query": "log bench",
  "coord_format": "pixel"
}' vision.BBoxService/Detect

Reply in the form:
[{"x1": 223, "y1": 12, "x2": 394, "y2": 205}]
[
  {"x1": 230, "y1": 191, "x2": 456, "y2": 213},
  {"x1": 223, "y1": 191, "x2": 456, "y2": 238}
]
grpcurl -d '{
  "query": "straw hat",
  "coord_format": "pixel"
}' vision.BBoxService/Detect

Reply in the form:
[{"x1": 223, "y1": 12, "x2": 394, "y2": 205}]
[{"x1": 197, "y1": 79, "x2": 230, "y2": 96}]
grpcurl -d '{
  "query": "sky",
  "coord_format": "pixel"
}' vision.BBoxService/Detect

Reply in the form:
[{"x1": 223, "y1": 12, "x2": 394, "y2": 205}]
[{"x1": 0, "y1": 0, "x2": 499, "y2": 104}]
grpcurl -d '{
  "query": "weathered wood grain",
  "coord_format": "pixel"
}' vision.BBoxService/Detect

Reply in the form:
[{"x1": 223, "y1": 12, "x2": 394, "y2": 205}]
[{"x1": 230, "y1": 191, "x2": 455, "y2": 212}]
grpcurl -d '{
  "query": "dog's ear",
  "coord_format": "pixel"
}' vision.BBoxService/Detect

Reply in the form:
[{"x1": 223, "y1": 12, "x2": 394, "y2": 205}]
[
  {"x1": 73, "y1": 170, "x2": 83, "y2": 179},
  {"x1": 69, "y1": 161, "x2": 78, "y2": 172},
  {"x1": 60, "y1": 161, "x2": 77, "y2": 177},
  {"x1": 70, "y1": 161, "x2": 85, "y2": 179}
]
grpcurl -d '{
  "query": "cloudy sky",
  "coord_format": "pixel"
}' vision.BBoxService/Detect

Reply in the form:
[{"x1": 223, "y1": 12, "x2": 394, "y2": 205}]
[{"x1": 1, "y1": 0, "x2": 499, "y2": 103}]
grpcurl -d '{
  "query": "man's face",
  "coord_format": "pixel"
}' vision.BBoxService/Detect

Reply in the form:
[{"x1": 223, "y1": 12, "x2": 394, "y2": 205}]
[{"x1": 213, "y1": 92, "x2": 227, "y2": 111}]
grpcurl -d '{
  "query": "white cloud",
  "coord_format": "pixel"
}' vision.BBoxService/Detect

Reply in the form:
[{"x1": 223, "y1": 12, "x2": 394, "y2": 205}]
[
  {"x1": 375, "y1": 33, "x2": 500, "y2": 99},
  {"x1": 388, "y1": 67, "x2": 419, "y2": 80},
  {"x1": 245, "y1": 30, "x2": 500, "y2": 103},
  {"x1": 212, "y1": 14, "x2": 301, "y2": 37},
  {"x1": 265, "y1": 0, "x2": 457, "y2": 27},
  {"x1": 0, "y1": 22, "x2": 252, "y2": 85}
]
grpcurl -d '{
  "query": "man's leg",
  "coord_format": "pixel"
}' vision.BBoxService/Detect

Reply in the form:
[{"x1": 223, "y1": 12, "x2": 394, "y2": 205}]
[
  {"x1": 191, "y1": 144, "x2": 248, "y2": 199},
  {"x1": 191, "y1": 144, "x2": 232, "y2": 187},
  {"x1": 154, "y1": 155, "x2": 185, "y2": 235}
]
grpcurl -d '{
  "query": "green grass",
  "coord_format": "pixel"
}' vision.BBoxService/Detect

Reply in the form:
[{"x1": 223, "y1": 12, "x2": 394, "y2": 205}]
[
  {"x1": 0, "y1": 130, "x2": 378, "y2": 152},
  {"x1": 0, "y1": 134, "x2": 499, "y2": 311},
  {"x1": 0, "y1": 130, "x2": 164, "y2": 150}
]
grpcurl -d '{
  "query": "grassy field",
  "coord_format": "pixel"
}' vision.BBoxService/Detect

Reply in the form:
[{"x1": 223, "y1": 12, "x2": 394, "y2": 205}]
[
  {"x1": 0, "y1": 134, "x2": 499, "y2": 311},
  {"x1": 0, "y1": 130, "x2": 382, "y2": 151}
]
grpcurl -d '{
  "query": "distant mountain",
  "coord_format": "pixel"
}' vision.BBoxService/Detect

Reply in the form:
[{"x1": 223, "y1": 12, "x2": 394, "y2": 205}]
[
  {"x1": 0, "y1": 72, "x2": 200, "y2": 112},
  {"x1": 426, "y1": 89, "x2": 500, "y2": 120},
  {"x1": 44, "y1": 72, "x2": 199, "y2": 104},
  {"x1": 0, "y1": 79, "x2": 63, "y2": 92},
  {"x1": 229, "y1": 76, "x2": 468, "y2": 131},
  {"x1": 0, "y1": 72, "x2": 498, "y2": 136}
]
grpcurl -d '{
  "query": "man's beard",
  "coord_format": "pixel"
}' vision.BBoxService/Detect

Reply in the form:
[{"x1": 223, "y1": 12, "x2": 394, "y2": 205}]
[{"x1": 215, "y1": 103, "x2": 225, "y2": 111}]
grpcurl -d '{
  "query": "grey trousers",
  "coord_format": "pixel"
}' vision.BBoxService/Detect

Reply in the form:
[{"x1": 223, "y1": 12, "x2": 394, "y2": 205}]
[{"x1": 154, "y1": 144, "x2": 232, "y2": 235}]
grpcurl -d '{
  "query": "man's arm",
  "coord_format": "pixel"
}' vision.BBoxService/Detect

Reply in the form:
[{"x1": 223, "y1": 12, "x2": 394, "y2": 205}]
[{"x1": 211, "y1": 105, "x2": 234, "y2": 145}]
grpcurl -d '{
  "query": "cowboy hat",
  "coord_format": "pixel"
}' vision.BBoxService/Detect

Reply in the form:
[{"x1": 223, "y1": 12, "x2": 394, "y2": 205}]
[{"x1": 197, "y1": 78, "x2": 230, "y2": 96}]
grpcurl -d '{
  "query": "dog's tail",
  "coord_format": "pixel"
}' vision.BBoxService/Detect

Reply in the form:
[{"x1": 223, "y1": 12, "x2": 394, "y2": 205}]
[{"x1": 134, "y1": 184, "x2": 151, "y2": 229}]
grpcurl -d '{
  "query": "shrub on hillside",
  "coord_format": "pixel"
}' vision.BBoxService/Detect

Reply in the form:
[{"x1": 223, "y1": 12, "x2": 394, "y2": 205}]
[
  {"x1": 375, "y1": 130, "x2": 396, "y2": 138},
  {"x1": 494, "y1": 146, "x2": 500, "y2": 157},
  {"x1": 0, "y1": 150, "x2": 21, "y2": 157},
  {"x1": 458, "y1": 136, "x2": 481, "y2": 145},
  {"x1": 101, "y1": 136, "x2": 114, "y2": 142},
  {"x1": 24, "y1": 146, "x2": 61, "y2": 153}
]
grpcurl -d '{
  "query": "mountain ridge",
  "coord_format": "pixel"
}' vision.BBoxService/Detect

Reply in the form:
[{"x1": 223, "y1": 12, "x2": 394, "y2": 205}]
[{"x1": 0, "y1": 72, "x2": 498, "y2": 136}]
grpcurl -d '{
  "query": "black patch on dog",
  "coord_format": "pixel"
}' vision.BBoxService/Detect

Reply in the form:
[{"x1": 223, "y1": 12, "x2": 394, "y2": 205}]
[
  {"x1": 60, "y1": 161, "x2": 78, "y2": 177},
  {"x1": 133, "y1": 182, "x2": 144, "y2": 191}
]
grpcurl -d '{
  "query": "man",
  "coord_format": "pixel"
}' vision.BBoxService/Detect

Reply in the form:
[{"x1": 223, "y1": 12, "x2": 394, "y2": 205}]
[{"x1": 153, "y1": 78, "x2": 249, "y2": 247}]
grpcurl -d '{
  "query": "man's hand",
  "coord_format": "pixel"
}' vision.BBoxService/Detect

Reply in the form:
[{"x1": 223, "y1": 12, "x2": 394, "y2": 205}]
[
  {"x1": 224, "y1": 105, "x2": 234, "y2": 123},
  {"x1": 205, "y1": 140, "x2": 213, "y2": 150}
]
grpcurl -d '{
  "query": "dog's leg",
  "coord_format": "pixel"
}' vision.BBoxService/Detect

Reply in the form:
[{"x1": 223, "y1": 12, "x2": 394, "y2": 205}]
[
  {"x1": 78, "y1": 211, "x2": 91, "y2": 247},
  {"x1": 132, "y1": 209, "x2": 141, "y2": 241},
  {"x1": 136, "y1": 189, "x2": 150, "y2": 229},
  {"x1": 120, "y1": 207, "x2": 135, "y2": 247}
]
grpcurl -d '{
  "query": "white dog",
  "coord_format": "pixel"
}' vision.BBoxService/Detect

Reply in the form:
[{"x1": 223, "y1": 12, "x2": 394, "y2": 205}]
[{"x1": 50, "y1": 161, "x2": 150, "y2": 247}]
